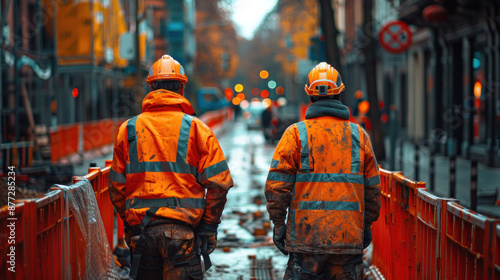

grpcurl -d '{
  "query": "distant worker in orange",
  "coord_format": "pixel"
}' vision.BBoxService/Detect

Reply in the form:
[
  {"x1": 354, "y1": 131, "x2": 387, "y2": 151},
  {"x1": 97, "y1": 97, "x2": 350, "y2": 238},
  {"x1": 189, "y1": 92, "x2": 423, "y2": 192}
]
[
  {"x1": 265, "y1": 62, "x2": 381, "y2": 279},
  {"x1": 109, "y1": 55, "x2": 233, "y2": 280}
]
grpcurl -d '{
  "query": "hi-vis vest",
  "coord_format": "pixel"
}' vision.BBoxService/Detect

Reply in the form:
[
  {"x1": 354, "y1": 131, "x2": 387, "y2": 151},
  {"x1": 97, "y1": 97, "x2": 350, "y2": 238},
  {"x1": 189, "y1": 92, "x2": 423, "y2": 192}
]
[
  {"x1": 109, "y1": 90, "x2": 233, "y2": 228},
  {"x1": 265, "y1": 117, "x2": 380, "y2": 254}
]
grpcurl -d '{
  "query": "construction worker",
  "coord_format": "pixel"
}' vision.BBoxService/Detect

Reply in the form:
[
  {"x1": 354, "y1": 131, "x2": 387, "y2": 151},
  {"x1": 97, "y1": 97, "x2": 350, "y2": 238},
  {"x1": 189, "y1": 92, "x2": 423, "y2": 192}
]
[
  {"x1": 109, "y1": 55, "x2": 233, "y2": 280},
  {"x1": 265, "y1": 62, "x2": 381, "y2": 279}
]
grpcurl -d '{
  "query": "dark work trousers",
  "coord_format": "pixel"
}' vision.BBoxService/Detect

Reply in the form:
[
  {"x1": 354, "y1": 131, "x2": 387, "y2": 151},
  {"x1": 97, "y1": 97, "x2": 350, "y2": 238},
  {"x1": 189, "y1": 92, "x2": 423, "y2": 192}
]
[
  {"x1": 284, "y1": 253, "x2": 363, "y2": 280},
  {"x1": 127, "y1": 223, "x2": 203, "y2": 280}
]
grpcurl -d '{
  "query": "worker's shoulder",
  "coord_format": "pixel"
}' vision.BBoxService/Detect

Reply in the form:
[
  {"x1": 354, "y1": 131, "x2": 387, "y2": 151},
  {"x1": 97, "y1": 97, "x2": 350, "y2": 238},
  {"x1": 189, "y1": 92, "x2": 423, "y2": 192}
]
[
  {"x1": 349, "y1": 121, "x2": 371, "y2": 142},
  {"x1": 117, "y1": 115, "x2": 139, "y2": 132},
  {"x1": 190, "y1": 115, "x2": 211, "y2": 130}
]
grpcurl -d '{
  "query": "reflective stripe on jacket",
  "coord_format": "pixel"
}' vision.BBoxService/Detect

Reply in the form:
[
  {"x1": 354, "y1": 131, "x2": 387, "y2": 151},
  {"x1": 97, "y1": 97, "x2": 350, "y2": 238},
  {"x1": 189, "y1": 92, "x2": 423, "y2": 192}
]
[
  {"x1": 265, "y1": 117, "x2": 381, "y2": 254},
  {"x1": 109, "y1": 90, "x2": 233, "y2": 227}
]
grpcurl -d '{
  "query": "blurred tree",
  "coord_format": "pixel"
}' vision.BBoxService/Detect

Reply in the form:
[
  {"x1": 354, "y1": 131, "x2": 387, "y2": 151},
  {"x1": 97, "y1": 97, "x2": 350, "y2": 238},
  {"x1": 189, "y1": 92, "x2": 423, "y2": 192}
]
[
  {"x1": 318, "y1": 0, "x2": 341, "y2": 69},
  {"x1": 194, "y1": 0, "x2": 240, "y2": 88},
  {"x1": 361, "y1": 0, "x2": 386, "y2": 161}
]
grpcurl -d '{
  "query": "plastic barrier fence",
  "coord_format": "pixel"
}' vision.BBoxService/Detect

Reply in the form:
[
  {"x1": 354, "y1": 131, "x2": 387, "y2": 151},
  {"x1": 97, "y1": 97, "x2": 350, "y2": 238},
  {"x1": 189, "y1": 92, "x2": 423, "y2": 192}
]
[
  {"x1": 390, "y1": 173, "x2": 426, "y2": 280},
  {"x1": 0, "y1": 202, "x2": 26, "y2": 280},
  {"x1": 50, "y1": 124, "x2": 79, "y2": 162},
  {"x1": 493, "y1": 224, "x2": 500, "y2": 279},
  {"x1": 50, "y1": 119, "x2": 125, "y2": 163},
  {"x1": 199, "y1": 107, "x2": 234, "y2": 135},
  {"x1": 444, "y1": 202, "x2": 499, "y2": 279},
  {"x1": 372, "y1": 168, "x2": 500, "y2": 280},
  {"x1": 0, "y1": 165, "x2": 122, "y2": 279},
  {"x1": 415, "y1": 189, "x2": 457, "y2": 280},
  {"x1": 371, "y1": 168, "x2": 394, "y2": 278}
]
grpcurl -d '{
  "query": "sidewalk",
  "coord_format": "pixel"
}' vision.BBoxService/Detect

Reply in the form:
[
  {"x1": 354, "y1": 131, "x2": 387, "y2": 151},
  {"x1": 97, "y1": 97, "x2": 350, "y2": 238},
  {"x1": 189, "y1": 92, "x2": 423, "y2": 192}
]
[{"x1": 387, "y1": 141, "x2": 500, "y2": 218}]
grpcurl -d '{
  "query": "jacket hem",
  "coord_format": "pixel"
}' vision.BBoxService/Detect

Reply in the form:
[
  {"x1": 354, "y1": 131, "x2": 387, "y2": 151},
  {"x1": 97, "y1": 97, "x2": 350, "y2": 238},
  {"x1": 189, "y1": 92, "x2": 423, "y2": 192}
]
[{"x1": 285, "y1": 246, "x2": 363, "y2": 255}]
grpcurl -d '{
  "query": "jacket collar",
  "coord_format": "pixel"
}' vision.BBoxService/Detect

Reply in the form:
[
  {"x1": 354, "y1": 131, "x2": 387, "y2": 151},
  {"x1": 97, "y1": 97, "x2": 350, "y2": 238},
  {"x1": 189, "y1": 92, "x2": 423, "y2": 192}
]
[
  {"x1": 305, "y1": 99, "x2": 350, "y2": 120},
  {"x1": 142, "y1": 89, "x2": 196, "y2": 115}
]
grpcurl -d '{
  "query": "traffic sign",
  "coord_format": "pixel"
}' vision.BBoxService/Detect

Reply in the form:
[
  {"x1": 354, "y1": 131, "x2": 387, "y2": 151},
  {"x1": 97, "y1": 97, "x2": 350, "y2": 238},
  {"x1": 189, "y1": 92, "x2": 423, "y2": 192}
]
[{"x1": 378, "y1": 20, "x2": 412, "y2": 53}]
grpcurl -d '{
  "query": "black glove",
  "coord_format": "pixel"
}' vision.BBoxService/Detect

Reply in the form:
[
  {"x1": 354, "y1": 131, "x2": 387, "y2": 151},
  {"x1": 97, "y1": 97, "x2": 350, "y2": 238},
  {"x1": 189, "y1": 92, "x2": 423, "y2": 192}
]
[
  {"x1": 196, "y1": 222, "x2": 218, "y2": 254},
  {"x1": 363, "y1": 223, "x2": 372, "y2": 249},
  {"x1": 273, "y1": 222, "x2": 288, "y2": 255}
]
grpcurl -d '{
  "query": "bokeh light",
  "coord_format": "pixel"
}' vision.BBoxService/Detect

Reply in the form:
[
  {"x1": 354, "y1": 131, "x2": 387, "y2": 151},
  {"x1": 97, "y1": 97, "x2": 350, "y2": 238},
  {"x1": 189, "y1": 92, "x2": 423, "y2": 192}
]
[
  {"x1": 224, "y1": 88, "x2": 233, "y2": 101},
  {"x1": 235, "y1": 84, "x2": 244, "y2": 92},
  {"x1": 474, "y1": 81, "x2": 482, "y2": 98},
  {"x1": 268, "y1": 80, "x2": 277, "y2": 89},
  {"x1": 259, "y1": 70, "x2": 269, "y2": 79},
  {"x1": 381, "y1": 113, "x2": 389, "y2": 124},
  {"x1": 276, "y1": 87, "x2": 285, "y2": 95},
  {"x1": 358, "y1": 100, "x2": 370, "y2": 115},
  {"x1": 262, "y1": 98, "x2": 272, "y2": 108},
  {"x1": 232, "y1": 97, "x2": 241, "y2": 105},
  {"x1": 240, "y1": 99, "x2": 249, "y2": 109},
  {"x1": 355, "y1": 90, "x2": 363, "y2": 100},
  {"x1": 251, "y1": 87, "x2": 260, "y2": 96},
  {"x1": 72, "y1": 88, "x2": 79, "y2": 98},
  {"x1": 260, "y1": 89, "x2": 269, "y2": 98},
  {"x1": 236, "y1": 93, "x2": 245, "y2": 100},
  {"x1": 277, "y1": 97, "x2": 287, "y2": 107},
  {"x1": 379, "y1": 101, "x2": 385, "y2": 110}
]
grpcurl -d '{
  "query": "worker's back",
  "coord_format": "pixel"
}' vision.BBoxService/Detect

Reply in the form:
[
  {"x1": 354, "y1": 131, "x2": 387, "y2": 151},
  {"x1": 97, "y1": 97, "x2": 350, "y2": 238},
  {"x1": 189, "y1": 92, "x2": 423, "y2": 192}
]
[{"x1": 268, "y1": 116, "x2": 378, "y2": 255}]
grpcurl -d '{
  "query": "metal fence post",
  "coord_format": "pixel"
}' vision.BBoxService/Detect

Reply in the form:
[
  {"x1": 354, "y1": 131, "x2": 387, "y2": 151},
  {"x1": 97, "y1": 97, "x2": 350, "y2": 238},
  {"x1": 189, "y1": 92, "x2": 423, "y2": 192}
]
[
  {"x1": 470, "y1": 160, "x2": 478, "y2": 211},
  {"x1": 414, "y1": 143, "x2": 419, "y2": 181},
  {"x1": 429, "y1": 148, "x2": 435, "y2": 192},
  {"x1": 450, "y1": 155, "x2": 456, "y2": 198}
]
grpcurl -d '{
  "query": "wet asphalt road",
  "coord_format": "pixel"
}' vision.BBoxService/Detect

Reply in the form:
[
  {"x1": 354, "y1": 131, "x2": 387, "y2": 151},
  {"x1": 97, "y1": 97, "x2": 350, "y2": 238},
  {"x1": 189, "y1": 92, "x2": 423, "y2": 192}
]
[{"x1": 206, "y1": 121, "x2": 288, "y2": 279}]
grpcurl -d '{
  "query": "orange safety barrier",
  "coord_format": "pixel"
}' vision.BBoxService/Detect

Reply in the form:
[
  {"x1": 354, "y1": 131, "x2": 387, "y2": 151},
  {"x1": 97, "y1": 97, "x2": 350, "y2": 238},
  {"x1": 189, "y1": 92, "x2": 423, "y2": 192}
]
[
  {"x1": 415, "y1": 189, "x2": 457, "y2": 279},
  {"x1": 390, "y1": 173, "x2": 426, "y2": 280},
  {"x1": 0, "y1": 166, "x2": 120, "y2": 279},
  {"x1": 493, "y1": 224, "x2": 500, "y2": 279},
  {"x1": 372, "y1": 168, "x2": 426, "y2": 280},
  {"x1": 0, "y1": 202, "x2": 26, "y2": 280},
  {"x1": 73, "y1": 166, "x2": 116, "y2": 249},
  {"x1": 25, "y1": 189, "x2": 87, "y2": 279},
  {"x1": 50, "y1": 124, "x2": 80, "y2": 162},
  {"x1": 82, "y1": 120, "x2": 114, "y2": 152},
  {"x1": 443, "y1": 202, "x2": 499, "y2": 280},
  {"x1": 50, "y1": 118, "x2": 126, "y2": 163},
  {"x1": 372, "y1": 168, "x2": 395, "y2": 279},
  {"x1": 199, "y1": 107, "x2": 233, "y2": 130}
]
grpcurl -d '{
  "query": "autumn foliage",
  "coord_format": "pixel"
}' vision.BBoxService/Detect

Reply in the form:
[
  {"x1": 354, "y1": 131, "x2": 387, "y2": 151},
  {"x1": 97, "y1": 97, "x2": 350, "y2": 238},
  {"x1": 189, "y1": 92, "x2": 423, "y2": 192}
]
[{"x1": 194, "y1": 0, "x2": 240, "y2": 87}]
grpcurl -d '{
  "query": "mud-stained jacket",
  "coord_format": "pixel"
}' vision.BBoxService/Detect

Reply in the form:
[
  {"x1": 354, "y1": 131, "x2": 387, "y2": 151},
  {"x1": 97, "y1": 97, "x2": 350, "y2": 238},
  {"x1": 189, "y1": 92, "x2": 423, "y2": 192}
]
[
  {"x1": 109, "y1": 89, "x2": 233, "y2": 228},
  {"x1": 265, "y1": 99, "x2": 381, "y2": 255}
]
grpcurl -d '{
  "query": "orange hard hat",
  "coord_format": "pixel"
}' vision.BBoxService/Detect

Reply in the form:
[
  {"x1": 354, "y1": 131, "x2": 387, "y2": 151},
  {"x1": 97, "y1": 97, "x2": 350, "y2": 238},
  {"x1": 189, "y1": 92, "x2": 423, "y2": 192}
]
[
  {"x1": 304, "y1": 62, "x2": 345, "y2": 96},
  {"x1": 146, "y1": 55, "x2": 188, "y2": 85}
]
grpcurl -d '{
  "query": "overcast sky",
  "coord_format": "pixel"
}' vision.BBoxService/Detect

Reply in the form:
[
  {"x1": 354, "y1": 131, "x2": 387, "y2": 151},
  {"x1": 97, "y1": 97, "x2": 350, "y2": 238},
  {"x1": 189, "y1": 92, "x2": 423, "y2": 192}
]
[{"x1": 229, "y1": 0, "x2": 278, "y2": 40}]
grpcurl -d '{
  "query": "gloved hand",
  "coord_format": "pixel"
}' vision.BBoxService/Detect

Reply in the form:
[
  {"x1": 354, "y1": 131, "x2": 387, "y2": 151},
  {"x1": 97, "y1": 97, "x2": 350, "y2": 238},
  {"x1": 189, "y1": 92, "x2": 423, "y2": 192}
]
[
  {"x1": 196, "y1": 222, "x2": 218, "y2": 254},
  {"x1": 273, "y1": 222, "x2": 288, "y2": 255},
  {"x1": 363, "y1": 223, "x2": 372, "y2": 249}
]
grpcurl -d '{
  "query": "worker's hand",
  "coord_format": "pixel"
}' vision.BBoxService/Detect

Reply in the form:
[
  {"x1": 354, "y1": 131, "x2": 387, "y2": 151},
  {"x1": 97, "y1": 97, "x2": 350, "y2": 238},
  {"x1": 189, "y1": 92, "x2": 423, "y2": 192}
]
[
  {"x1": 363, "y1": 223, "x2": 372, "y2": 249},
  {"x1": 196, "y1": 222, "x2": 218, "y2": 254},
  {"x1": 273, "y1": 222, "x2": 288, "y2": 255}
]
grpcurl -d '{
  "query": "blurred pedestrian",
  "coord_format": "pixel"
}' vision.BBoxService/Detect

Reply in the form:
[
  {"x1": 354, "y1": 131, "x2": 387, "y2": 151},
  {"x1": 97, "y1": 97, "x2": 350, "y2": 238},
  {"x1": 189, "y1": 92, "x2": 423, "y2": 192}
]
[
  {"x1": 262, "y1": 106, "x2": 273, "y2": 142},
  {"x1": 265, "y1": 62, "x2": 381, "y2": 279},
  {"x1": 109, "y1": 55, "x2": 233, "y2": 280}
]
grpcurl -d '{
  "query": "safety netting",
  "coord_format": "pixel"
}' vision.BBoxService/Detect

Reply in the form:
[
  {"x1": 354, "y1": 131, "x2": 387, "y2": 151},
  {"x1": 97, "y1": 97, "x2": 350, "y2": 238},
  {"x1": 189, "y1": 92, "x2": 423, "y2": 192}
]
[{"x1": 54, "y1": 179, "x2": 120, "y2": 280}]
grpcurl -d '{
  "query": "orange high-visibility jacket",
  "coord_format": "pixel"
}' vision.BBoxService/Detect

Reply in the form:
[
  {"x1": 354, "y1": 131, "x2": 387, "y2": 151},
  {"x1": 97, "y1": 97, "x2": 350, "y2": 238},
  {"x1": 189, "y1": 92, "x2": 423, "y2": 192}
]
[
  {"x1": 265, "y1": 116, "x2": 381, "y2": 254},
  {"x1": 109, "y1": 90, "x2": 233, "y2": 228}
]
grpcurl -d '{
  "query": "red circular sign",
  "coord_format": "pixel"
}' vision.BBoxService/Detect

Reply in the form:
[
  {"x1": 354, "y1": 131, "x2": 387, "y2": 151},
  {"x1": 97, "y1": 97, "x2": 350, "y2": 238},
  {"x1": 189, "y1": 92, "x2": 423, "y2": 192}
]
[{"x1": 378, "y1": 20, "x2": 412, "y2": 53}]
